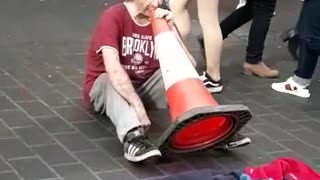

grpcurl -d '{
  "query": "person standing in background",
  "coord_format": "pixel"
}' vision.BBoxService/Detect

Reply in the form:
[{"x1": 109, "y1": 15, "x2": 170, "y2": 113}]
[
  {"x1": 272, "y1": 0, "x2": 320, "y2": 98},
  {"x1": 198, "y1": 0, "x2": 279, "y2": 79},
  {"x1": 166, "y1": 0, "x2": 224, "y2": 93}
]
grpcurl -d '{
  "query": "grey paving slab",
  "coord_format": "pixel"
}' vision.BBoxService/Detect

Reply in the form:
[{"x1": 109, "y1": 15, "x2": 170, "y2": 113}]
[
  {"x1": 0, "y1": 110, "x2": 36, "y2": 128},
  {"x1": 14, "y1": 126, "x2": 56, "y2": 146},
  {"x1": 0, "y1": 172, "x2": 21, "y2": 180},
  {"x1": 54, "y1": 83, "x2": 82, "y2": 99},
  {"x1": 0, "y1": 121, "x2": 16, "y2": 139},
  {"x1": 53, "y1": 106, "x2": 95, "y2": 123},
  {"x1": 0, "y1": 96, "x2": 18, "y2": 111},
  {"x1": 95, "y1": 138, "x2": 124, "y2": 158},
  {"x1": 24, "y1": 62, "x2": 70, "y2": 86},
  {"x1": 32, "y1": 144, "x2": 78, "y2": 166},
  {"x1": 181, "y1": 153, "x2": 225, "y2": 170},
  {"x1": 0, "y1": 157, "x2": 11, "y2": 172},
  {"x1": 279, "y1": 139, "x2": 320, "y2": 159},
  {"x1": 35, "y1": 116, "x2": 75, "y2": 134},
  {"x1": 36, "y1": 90, "x2": 73, "y2": 107},
  {"x1": 0, "y1": 75, "x2": 19, "y2": 89},
  {"x1": 116, "y1": 158, "x2": 165, "y2": 179},
  {"x1": 74, "y1": 150, "x2": 122, "y2": 172},
  {"x1": 54, "y1": 132, "x2": 97, "y2": 152},
  {"x1": 297, "y1": 120, "x2": 320, "y2": 133},
  {"x1": 156, "y1": 161, "x2": 194, "y2": 175},
  {"x1": 17, "y1": 101, "x2": 56, "y2": 117},
  {"x1": 3, "y1": 65, "x2": 38, "y2": 82},
  {"x1": 18, "y1": 77, "x2": 54, "y2": 96},
  {"x1": 53, "y1": 164, "x2": 100, "y2": 180},
  {"x1": 8, "y1": 157, "x2": 58, "y2": 180},
  {"x1": 1, "y1": 87, "x2": 36, "y2": 102},
  {"x1": 249, "y1": 134, "x2": 288, "y2": 153},
  {"x1": 250, "y1": 123, "x2": 295, "y2": 141},
  {"x1": 288, "y1": 129, "x2": 320, "y2": 147},
  {"x1": 97, "y1": 170, "x2": 137, "y2": 180},
  {"x1": 0, "y1": 138, "x2": 34, "y2": 159},
  {"x1": 72, "y1": 121, "x2": 114, "y2": 140}
]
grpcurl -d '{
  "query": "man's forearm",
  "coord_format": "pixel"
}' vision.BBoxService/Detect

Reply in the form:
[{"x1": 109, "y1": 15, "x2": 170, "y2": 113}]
[
  {"x1": 102, "y1": 49, "x2": 145, "y2": 110},
  {"x1": 108, "y1": 66, "x2": 144, "y2": 107}
]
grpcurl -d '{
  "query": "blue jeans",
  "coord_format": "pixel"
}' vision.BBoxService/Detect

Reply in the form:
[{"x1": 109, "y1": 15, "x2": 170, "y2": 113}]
[{"x1": 294, "y1": 0, "x2": 320, "y2": 80}]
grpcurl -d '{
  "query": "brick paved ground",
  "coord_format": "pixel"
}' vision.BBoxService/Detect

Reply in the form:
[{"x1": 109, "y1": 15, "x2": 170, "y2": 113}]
[{"x1": 0, "y1": 0, "x2": 319, "y2": 179}]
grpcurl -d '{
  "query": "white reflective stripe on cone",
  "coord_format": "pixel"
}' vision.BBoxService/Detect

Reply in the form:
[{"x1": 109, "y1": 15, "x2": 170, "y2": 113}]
[{"x1": 154, "y1": 31, "x2": 200, "y2": 90}]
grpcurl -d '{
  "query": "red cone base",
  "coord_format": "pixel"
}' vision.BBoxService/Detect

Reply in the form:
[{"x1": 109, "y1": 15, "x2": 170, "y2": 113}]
[
  {"x1": 154, "y1": 105, "x2": 252, "y2": 154},
  {"x1": 170, "y1": 116, "x2": 232, "y2": 150}
]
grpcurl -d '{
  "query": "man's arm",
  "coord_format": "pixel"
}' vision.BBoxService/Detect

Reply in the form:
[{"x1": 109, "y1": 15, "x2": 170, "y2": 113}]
[
  {"x1": 102, "y1": 48, "x2": 141, "y2": 107},
  {"x1": 102, "y1": 48, "x2": 150, "y2": 127}
]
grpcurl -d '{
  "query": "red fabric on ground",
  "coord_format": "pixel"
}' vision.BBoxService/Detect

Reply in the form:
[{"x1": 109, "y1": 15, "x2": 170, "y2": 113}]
[{"x1": 245, "y1": 157, "x2": 320, "y2": 180}]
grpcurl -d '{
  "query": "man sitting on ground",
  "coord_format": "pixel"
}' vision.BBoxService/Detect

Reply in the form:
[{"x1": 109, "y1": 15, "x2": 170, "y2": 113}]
[{"x1": 82, "y1": 0, "x2": 251, "y2": 163}]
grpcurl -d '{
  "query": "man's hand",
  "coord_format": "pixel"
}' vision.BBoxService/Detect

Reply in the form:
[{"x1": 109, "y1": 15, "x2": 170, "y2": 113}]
[
  {"x1": 133, "y1": 103, "x2": 151, "y2": 130},
  {"x1": 153, "y1": 8, "x2": 174, "y2": 27}
]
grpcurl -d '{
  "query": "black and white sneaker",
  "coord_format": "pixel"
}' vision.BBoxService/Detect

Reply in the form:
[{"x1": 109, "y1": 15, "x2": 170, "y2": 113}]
[
  {"x1": 215, "y1": 133, "x2": 251, "y2": 150},
  {"x1": 123, "y1": 128, "x2": 161, "y2": 162},
  {"x1": 200, "y1": 71, "x2": 223, "y2": 93}
]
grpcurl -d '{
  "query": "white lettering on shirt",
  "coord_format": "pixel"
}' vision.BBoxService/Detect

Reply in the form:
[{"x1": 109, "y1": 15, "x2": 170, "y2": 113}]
[{"x1": 121, "y1": 34, "x2": 158, "y2": 59}]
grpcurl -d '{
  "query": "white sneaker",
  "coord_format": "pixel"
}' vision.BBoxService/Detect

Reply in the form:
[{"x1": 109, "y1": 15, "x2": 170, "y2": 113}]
[{"x1": 271, "y1": 77, "x2": 310, "y2": 98}]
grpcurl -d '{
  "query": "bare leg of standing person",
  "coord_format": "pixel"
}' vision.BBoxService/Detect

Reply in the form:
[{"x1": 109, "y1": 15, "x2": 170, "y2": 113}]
[
  {"x1": 168, "y1": 0, "x2": 191, "y2": 40},
  {"x1": 197, "y1": 0, "x2": 223, "y2": 92},
  {"x1": 169, "y1": 0, "x2": 223, "y2": 93}
]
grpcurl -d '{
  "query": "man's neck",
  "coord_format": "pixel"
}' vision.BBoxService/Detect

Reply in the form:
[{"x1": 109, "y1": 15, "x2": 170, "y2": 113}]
[{"x1": 124, "y1": 1, "x2": 149, "y2": 24}]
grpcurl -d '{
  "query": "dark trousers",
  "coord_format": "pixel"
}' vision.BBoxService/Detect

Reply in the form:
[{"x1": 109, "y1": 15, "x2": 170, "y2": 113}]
[
  {"x1": 294, "y1": 0, "x2": 320, "y2": 80},
  {"x1": 220, "y1": 0, "x2": 276, "y2": 64}
]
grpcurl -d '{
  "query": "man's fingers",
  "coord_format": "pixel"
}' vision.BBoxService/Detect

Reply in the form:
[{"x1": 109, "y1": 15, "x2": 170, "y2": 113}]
[
  {"x1": 154, "y1": 8, "x2": 173, "y2": 20},
  {"x1": 154, "y1": 8, "x2": 161, "y2": 18},
  {"x1": 141, "y1": 121, "x2": 150, "y2": 132},
  {"x1": 140, "y1": 118, "x2": 151, "y2": 127},
  {"x1": 143, "y1": 124, "x2": 150, "y2": 132},
  {"x1": 166, "y1": 12, "x2": 173, "y2": 21}
]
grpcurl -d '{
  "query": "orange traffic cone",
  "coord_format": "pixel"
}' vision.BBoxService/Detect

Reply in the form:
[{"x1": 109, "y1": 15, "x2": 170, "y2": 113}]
[{"x1": 149, "y1": 9, "x2": 252, "y2": 154}]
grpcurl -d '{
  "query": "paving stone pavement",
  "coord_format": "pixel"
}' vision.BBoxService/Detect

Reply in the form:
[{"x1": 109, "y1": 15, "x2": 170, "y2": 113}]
[{"x1": 0, "y1": 0, "x2": 320, "y2": 179}]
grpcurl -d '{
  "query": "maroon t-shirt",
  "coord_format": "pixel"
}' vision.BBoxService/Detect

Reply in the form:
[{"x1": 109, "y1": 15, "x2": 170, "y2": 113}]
[{"x1": 83, "y1": 3, "x2": 160, "y2": 104}]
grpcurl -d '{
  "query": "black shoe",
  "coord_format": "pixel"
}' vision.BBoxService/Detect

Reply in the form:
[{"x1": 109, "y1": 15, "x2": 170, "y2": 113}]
[
  {"x1": 281, "y1": 28, "x2": 300, "y2": 61},
  {"x1": 215, "y1": 134, "x2": 251, "y2": 150},
  {"x1": 200, "y1": 71, "x2": 223, "y2": 93},
  {"x1": 123, "y1": 128, "x2": 161, "y2": 162},
  {"x1": 281, "y1": 28, "x2": 297, "y2": 43}
]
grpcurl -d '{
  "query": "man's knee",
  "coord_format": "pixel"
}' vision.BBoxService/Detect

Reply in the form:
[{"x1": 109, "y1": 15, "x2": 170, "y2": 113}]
[
  {"x1": 89, "y1": 73, "x2": 113, "y2": 113},
  {"x1": 96, "y1": 73, "x2": 111, "y2": 86}
]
